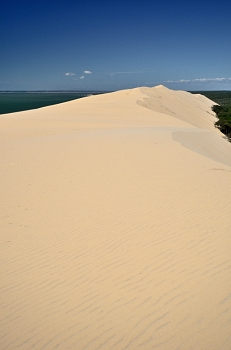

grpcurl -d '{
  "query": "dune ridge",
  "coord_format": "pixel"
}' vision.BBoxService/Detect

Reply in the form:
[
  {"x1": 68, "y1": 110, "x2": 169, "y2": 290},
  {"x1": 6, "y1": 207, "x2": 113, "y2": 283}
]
[{"x1": 1, "y1": 85, "x2": 231, "y2": 349}]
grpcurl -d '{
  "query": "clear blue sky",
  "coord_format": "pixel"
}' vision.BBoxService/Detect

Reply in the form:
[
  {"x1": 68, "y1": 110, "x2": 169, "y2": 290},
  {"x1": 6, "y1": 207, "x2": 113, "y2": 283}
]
[{"x1": 1, "y1": 0, "x2": 231, "y2": 91}]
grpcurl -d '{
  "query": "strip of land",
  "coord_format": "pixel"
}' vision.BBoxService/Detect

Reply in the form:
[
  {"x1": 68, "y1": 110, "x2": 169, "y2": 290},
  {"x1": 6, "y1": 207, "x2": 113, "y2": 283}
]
[{"x1": 1, "y1": 85, "x2": 231, "y2": 350}]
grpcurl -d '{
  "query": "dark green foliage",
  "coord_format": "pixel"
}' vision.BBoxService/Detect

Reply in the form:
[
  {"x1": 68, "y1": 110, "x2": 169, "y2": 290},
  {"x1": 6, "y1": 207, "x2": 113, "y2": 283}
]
[
  {"x1": 191, "y1": 91, "x2": 231, "y2": 106},
  {"x1": 191, "y1": 91, "x2": 231, "y2": 142},
  {"x1": 212, "y1": 104, "x2": 231, "y2": 141},
  {"x1": 212, "y1": 104, "x2": 223, "y2": 114}
]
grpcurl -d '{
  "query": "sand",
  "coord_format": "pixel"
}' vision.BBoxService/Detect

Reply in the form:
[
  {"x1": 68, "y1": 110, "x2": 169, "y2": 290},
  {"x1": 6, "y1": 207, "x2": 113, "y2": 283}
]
[{"x1": 1, "y1": 85, "x2": 231, "y2": 350}]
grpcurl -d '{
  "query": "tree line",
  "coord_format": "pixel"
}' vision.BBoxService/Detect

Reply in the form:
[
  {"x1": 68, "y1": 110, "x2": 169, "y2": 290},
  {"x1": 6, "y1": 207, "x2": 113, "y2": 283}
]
[
  {"x1": 212, "y1": 104, "x2": 231, "y2": 141},
  {"x1": 190, "y1": 91, "x2": 231, "y2": 142}
]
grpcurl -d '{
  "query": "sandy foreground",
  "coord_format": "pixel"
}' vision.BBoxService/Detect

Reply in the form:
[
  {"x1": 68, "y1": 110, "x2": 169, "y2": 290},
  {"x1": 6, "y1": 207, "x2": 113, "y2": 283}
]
[{"x1": 1, "y1": 85, "x2": 231, "y2": 350}]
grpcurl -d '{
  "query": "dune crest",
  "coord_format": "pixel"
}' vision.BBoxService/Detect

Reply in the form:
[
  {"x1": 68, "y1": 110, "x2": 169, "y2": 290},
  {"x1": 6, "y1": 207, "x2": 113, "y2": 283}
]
[
  {"x1": 137, "y1": 86, "x2": 217, "y2": 129},
  {"x1": 1, "y1": 86, "x2": 231, "y2": 349}
]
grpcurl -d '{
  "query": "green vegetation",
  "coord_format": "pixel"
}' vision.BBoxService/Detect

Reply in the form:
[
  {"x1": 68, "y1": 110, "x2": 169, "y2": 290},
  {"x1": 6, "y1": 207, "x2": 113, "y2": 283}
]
[
  {"x1": 191, "y1": 91, "x2": 231, "y2": 142},
  {"x1": 190, "y1": 91, "x2": 231, "y2": 106},
  {"x1": 212, "y1": 104, "x2": 231, "y2": 141}
]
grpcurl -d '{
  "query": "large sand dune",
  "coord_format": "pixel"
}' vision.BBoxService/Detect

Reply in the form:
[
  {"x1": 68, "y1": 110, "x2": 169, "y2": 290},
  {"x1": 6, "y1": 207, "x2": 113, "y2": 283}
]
[{"x1": 1, "y1": 85, "x2": 231, "y2": 349}]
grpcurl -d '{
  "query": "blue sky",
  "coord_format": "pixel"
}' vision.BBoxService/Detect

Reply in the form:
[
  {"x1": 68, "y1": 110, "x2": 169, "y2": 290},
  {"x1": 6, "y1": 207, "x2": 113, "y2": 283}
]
[{"x1": 1, "y1": 0, "x2": 231, "y2": 91}]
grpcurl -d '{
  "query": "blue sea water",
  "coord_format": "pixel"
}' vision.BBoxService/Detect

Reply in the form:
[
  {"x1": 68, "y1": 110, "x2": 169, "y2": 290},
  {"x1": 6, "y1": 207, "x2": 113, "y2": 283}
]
[{"x1": 0, "y1": 91, "x2": 104, "y2": 115}]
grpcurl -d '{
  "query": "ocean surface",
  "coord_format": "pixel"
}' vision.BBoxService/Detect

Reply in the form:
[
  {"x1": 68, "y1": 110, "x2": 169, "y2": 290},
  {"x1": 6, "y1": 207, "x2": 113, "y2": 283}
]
[{"x1": 0, "y1": 92, "x2": 104, "y2": 115}]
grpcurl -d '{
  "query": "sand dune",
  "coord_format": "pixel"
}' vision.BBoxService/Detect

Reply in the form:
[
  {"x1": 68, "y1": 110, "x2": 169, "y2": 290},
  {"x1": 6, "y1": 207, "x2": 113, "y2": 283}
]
[{"x1": 1, "y1": 85, "x2": 231, "y2": 349}]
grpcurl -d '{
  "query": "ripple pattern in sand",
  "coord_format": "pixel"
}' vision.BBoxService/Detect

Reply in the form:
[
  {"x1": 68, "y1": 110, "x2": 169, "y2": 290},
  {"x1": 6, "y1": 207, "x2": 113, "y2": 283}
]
[{"x1": 1, "y1": 129, "x2": 231, "y2": 349}]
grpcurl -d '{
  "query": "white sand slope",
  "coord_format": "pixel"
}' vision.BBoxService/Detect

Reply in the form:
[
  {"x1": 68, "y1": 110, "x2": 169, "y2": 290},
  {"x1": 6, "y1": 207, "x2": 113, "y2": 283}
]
[{"x1": 1, "y1": 85, "x2": 231, "y2": 350}]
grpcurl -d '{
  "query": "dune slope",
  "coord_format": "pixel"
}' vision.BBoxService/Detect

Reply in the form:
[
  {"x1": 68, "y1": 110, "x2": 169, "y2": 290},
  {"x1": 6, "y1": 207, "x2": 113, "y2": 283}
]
[{"x1": 1, "y1": 86, "x2": 231, "y2": 350}]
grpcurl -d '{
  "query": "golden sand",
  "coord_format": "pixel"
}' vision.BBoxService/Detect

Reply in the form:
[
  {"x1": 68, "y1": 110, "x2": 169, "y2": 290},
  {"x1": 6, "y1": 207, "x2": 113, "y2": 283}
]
[{"x1": 1, "y1": 86, "x2": 231, "y2": 349}]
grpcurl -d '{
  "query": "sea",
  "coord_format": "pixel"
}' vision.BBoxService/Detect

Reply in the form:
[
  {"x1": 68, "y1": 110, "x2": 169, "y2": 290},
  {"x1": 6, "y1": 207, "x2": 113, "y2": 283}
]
[{"x1": 0, "y1": 91, "x2": 105, "y2": 115}]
